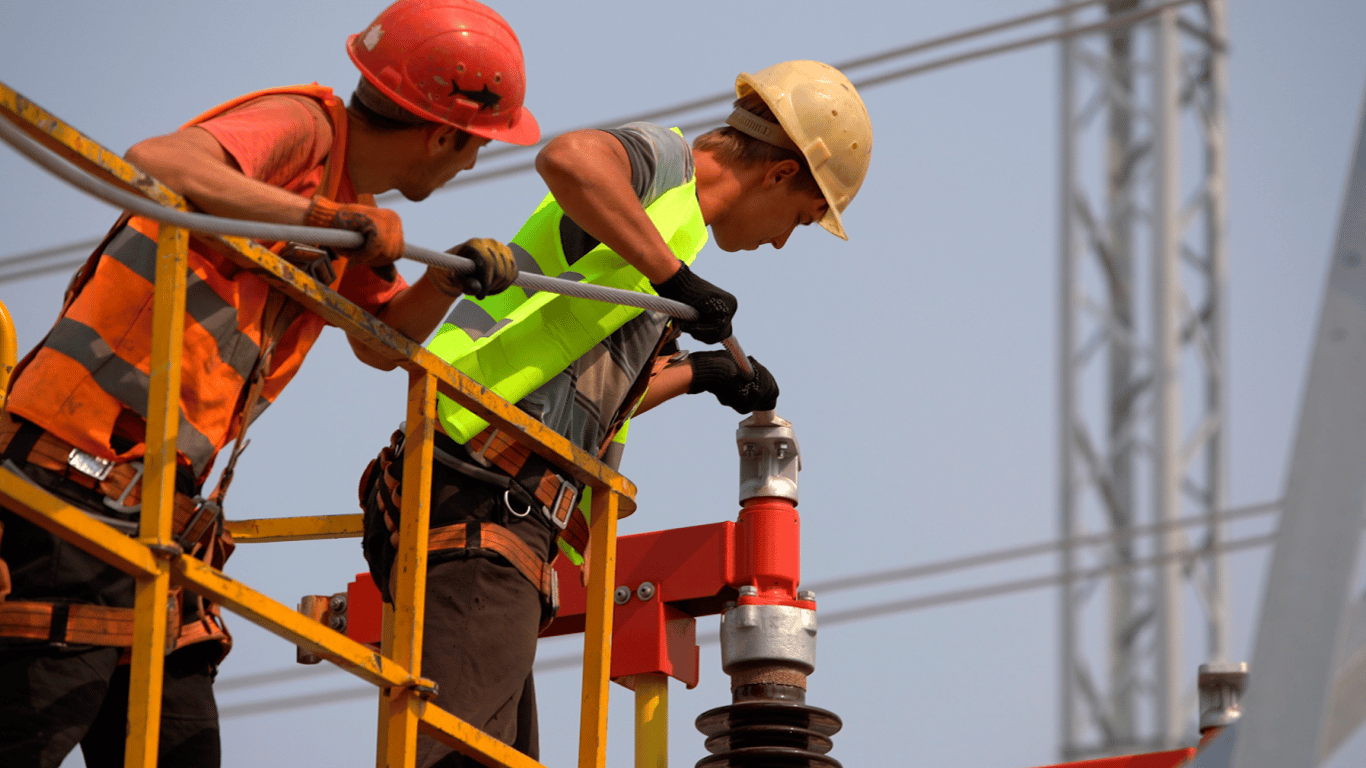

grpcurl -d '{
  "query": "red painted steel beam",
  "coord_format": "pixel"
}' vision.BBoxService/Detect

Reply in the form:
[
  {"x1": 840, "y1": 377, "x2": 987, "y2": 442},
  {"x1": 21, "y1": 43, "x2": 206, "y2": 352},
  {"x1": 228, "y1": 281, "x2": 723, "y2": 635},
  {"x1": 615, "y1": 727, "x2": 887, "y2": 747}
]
[{"x1": 1026, "y1": 748, "x2": 1196, "y2": 768}]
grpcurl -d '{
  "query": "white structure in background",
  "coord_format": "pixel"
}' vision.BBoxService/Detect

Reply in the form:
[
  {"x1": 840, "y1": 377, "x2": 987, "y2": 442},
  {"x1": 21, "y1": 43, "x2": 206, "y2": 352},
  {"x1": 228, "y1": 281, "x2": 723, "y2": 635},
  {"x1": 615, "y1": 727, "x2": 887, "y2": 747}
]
[
  {"x1": 1057, "y1": 0, "x2": 1230, "y2": 758},
  {"x1": 1194, "y1": 76, "x2": 1366, "y2": 768}
]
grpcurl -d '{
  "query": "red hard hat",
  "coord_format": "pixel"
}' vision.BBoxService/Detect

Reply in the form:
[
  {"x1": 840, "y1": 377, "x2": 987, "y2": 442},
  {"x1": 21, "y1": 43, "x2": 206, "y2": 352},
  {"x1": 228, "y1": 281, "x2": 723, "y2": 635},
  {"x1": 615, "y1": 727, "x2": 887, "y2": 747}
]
[{"x1": 348, "y1": 0, "x2": 539, "y2": 145}]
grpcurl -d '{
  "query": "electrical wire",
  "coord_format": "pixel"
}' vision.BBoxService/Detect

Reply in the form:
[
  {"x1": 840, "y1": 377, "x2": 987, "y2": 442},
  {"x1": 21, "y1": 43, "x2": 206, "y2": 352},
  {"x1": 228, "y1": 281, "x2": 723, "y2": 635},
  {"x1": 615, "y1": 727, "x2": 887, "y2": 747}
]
[
  {"x1": 0, "y1": 0, "x2": 1213, "y2": 281},
  {"x1": 217, "y1": 500, "x2": 1278, "y2": 717}
]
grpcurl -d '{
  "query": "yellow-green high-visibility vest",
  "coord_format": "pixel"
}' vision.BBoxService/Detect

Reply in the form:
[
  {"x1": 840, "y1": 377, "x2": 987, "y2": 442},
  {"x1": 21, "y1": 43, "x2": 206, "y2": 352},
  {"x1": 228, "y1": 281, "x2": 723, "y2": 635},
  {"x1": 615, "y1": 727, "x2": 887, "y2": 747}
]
[{"x1": 428, "y1": 171, "x2": 707, "y2": 444}]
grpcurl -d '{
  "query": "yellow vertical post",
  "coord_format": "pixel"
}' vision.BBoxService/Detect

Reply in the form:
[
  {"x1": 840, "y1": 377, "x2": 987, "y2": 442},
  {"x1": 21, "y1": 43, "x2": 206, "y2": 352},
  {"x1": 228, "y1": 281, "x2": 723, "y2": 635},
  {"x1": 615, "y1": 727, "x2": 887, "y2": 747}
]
[
  {"x1": 383, "y1": 371, "x2": 437, "y2": 768},
  {"x1": 0, "y1": 299, "x2": 16, "y2": 409},
  {"x1": 578, "y1": 487, "x2": 622, "y2": 768},
  {"x1": 376, "y1": 601, "x2": 395, "y2": 767},
  {"x1": 125, "y1": 223, "x2": 188, "y2": 768},
  {"x1": 634, "y1": 674, "x2": 669, "y2": 768}
]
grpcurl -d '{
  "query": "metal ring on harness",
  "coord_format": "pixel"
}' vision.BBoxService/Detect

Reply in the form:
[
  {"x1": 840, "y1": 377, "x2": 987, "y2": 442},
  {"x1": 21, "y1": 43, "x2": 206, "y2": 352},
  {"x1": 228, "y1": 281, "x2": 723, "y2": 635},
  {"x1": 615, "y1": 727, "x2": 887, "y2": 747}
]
[{"x1": 502, "y1": 490, "x2": 533, "y2": 519}]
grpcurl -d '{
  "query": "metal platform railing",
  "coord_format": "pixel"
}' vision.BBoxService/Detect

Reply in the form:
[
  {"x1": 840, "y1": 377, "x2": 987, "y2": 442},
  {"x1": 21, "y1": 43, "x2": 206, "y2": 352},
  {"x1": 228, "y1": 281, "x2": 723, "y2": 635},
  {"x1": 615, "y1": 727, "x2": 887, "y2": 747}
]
[{"x1": 0, "y1": 81, "x2": 634, "y2": 768}]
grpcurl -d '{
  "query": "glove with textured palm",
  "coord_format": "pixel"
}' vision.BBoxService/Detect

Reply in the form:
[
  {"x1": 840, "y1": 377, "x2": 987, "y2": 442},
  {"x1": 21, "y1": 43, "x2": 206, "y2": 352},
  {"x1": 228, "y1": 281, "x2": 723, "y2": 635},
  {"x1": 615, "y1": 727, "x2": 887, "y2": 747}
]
[
  {"x1": 305, "y1": 197, "x2": 405, "y2": 267},
  {"x1": 427, "y1": 238, "x2": 519, "y2": 299},
  {"x1": 650, "y1": 263, "x2": 737, "y2": 345},
  {"x1": 687, "y1": 350, "x2": 780, "y2": 414}
]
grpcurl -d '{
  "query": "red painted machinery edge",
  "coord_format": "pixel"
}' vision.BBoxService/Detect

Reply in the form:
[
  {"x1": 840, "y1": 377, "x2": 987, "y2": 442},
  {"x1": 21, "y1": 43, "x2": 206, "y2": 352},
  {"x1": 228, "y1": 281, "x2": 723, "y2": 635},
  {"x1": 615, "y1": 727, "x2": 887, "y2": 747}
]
[{"x1": 1026, "y1": 747, "x2": 1196, "y2": 768}]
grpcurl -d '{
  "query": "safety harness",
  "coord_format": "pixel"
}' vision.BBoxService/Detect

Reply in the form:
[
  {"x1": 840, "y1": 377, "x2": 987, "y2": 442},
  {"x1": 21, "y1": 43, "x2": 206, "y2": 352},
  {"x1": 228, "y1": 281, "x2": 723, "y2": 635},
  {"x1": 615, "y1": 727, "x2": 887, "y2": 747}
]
[{"x1": 0, "y1": 85, "x2": 353, "y2": 660}]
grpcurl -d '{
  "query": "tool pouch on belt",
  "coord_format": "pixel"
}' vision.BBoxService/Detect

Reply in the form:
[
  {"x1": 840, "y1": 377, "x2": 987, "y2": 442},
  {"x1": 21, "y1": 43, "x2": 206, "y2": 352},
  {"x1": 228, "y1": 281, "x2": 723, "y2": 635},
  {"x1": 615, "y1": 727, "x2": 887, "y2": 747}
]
[
  {"x1": 357, "y1": 428, "x2": 561, "y2": 630},
  {"x1": 358, "y1": 428, "x2": 404, "y2": 603}
]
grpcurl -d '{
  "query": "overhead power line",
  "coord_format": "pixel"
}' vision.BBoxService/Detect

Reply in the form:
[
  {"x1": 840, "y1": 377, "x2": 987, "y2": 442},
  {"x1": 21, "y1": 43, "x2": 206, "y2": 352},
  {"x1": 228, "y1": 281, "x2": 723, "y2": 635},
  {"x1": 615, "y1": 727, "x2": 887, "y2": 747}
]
[
  {"x1": 218, "y1": 501, "x2": 1278, "y2": 718},
  {"x1": 0, "y1": 0, "x2": 1205, "y2": 285}
]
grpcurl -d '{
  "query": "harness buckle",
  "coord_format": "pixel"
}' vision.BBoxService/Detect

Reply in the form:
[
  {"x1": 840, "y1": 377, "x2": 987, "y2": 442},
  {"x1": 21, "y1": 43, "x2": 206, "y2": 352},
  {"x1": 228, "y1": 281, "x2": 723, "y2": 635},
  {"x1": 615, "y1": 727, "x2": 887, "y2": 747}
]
[
  {"x1": 545, "y1": 476, "x2": 576, "y2": 531},
  {"x1": 102, "y1": 461, "x2": 144, "y2": 514},
  {"x1": 68, "y1": 448, "x2": 114, "y2": 482}
]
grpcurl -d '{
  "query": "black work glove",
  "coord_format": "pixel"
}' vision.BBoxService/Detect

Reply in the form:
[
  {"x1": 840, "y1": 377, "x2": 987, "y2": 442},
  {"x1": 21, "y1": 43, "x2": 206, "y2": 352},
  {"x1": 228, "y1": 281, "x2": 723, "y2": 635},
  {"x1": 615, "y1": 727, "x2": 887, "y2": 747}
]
[
  {"x1": 688, "y1": 350, "x2": 779, "y2": 414},
  {"x1": 651, "y1": 263, "x2": 737, "y2": 345},
  {"x1": 433, "y1": 238, "x2": 519, "y2": 299}
]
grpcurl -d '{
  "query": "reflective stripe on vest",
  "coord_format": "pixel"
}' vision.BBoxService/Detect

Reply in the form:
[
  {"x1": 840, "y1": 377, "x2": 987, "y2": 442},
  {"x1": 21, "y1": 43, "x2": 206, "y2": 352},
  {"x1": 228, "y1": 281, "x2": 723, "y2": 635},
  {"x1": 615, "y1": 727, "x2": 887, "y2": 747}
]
[
  {"x1": 429, "y1": 173, "x2": 708, "y2": 444},
  {"x1": 5, "y1": 84, "x2": 351, "y2": 479}
]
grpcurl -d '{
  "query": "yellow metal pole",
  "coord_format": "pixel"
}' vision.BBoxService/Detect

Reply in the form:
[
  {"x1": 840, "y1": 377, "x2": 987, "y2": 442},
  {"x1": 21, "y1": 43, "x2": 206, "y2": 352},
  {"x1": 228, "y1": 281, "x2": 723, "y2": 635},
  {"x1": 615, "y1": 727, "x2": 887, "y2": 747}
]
[
  {"x1": 0, "y1": 473, "x2": 158, "y2": 577},
  {"x1": 377, "y1": 602, "x2": 395, "y2": 768},
  {"x1": 635, "y1": 674, "x2": 669, "y2": 768},
  {"x1": 578, "y1": 486, "x2": 622, "y2": 768},
  {"x1": 384, "y1": 371, "x2": 437, "y2": 768},
  {"x1": 173, "y1": 554, "x2": 428, "y2": 689},
  {"x1": 125, "y1": 222, "x2": 188, "y2": 768},
  {"x1": 224, "y1": 513, "x2": 363, "y2": 542},
  {"x1": 0, "y1": 299, "x2": 16, "y2": 409}
]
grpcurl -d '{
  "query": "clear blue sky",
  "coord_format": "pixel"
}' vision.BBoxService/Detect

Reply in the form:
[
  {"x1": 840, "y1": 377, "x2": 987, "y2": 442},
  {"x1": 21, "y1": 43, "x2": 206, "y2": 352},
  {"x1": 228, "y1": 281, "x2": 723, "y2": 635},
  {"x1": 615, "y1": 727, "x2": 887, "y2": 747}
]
[{"x1": 2, "y1": 1, "x2": 1365, "y2": 766}]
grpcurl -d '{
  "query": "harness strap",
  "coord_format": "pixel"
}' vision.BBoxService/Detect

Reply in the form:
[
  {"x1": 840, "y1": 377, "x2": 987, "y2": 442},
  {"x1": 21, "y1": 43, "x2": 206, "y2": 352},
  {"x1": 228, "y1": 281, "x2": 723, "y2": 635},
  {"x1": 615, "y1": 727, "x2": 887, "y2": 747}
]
[
  {"x1": 465, "y1": 428, "x2": 579, "y2": 529},
  {"x1": 425, "y1": 521, "x2": 558, "y2": 604},
  {"x1": 172, "y1": 599, "x2": 232, "y2": 663},
  {"x1": 0, "y1": 599, "x2": 179, "y2": 651},
  {"x1": 0, "y1": 416, "x2": 210, "y2": 550}
]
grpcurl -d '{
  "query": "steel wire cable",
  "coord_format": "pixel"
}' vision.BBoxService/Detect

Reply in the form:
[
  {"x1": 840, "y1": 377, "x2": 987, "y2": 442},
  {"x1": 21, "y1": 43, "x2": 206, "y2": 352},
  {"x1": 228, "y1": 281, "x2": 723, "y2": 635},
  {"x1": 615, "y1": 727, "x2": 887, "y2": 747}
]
[
  {"x1": 0, "y1": 0, "x2": 1212, "y2": 277},
  {"x1": 0, "y1": 115, "x2": 699, "y2": 321}
]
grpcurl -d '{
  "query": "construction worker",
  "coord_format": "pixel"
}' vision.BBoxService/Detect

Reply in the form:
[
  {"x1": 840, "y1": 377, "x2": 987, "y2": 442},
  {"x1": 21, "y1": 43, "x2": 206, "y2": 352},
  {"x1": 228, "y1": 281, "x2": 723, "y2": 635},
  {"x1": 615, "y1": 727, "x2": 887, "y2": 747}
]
[
  {"x1": 359, "y1": 60, "x2": 872, "y2": 766},
  {"x1": 0, "y1": 1, "x2": 538, "y2": 766}
]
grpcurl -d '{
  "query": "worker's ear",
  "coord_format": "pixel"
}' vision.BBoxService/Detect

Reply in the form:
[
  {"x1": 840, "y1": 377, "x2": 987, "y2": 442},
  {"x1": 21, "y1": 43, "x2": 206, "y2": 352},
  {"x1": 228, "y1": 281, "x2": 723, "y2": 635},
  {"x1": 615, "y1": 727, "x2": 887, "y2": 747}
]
[
  {"x1": 426, "y1": 124, "x2": 461, "y2": 157},
  {"x1": 765, "y1": 158, "x2": 802, "y2": 188}
]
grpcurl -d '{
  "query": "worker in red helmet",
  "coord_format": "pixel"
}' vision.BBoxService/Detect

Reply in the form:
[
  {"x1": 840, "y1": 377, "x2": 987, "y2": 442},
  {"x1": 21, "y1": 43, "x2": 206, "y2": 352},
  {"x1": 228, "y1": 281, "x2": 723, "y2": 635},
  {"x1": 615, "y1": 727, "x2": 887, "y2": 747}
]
[
  {"x1": 0, "y1": 1, "x2": 537, "y2": 766},
  {"x1": 359, "y1": 60, "x2": 873, "y2": 768}
]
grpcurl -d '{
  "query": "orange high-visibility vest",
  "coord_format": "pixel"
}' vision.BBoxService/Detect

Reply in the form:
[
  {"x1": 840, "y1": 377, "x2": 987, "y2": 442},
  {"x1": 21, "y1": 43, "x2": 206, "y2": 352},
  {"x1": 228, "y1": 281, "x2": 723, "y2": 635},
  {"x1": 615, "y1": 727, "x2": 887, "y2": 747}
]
[{"x1": 7, "y1": 84, "x2": 368, "y2": 481}]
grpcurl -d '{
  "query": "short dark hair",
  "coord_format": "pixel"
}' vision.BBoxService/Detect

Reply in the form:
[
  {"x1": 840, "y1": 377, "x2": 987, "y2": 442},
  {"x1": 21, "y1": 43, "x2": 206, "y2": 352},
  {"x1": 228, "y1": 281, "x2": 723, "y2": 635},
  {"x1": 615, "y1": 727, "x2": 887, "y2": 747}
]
[
  {"x1": 348, "y1": 79, "x2": 474, "y2": 151},
  {"x1": 693, "y1": 92, "x2": 822, "y2": 198}
]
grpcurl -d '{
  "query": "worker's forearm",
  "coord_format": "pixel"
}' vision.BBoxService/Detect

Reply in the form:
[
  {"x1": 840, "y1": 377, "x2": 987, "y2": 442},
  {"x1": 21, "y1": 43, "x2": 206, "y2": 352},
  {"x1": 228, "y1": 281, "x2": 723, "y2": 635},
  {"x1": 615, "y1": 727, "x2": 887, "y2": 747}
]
[
  {"x1": 377, "y1": 276, "x2": 457, "y2": 345},
  {"x1": 635, "y1": 362, "x2": 692, "y2": 415},
  {"x1": 351, "y1": 277, "x2": 456, "y2": 370},
  {"x1": 535, "y1": 133, "x2": 681, "y2": 284},
  {"x1": 125, "y1": 127, "x2": 312, "y2": 225}
]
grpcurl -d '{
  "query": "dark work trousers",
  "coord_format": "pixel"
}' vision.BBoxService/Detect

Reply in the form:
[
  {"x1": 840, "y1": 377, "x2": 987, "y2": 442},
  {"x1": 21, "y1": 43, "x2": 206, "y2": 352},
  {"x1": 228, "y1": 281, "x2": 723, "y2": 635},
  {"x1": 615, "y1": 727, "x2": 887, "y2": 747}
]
[
  {"x1": 361, "y1": 433, "x2": 556, "y2": 768},
  {"x1": 0, "y1": 461, "x2": 221, "y2": 768},
  {"x1": 415, "y1": 557, "x2": 543, "y2": 768}
]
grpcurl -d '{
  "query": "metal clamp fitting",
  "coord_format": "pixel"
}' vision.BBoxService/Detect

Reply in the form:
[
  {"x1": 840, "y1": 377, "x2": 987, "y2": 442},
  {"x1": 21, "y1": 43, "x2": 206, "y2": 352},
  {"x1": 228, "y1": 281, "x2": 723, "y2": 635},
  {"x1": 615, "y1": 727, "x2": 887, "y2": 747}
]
[{"x1": 719, "y1": 603, "x2": 818, "y2": 675}]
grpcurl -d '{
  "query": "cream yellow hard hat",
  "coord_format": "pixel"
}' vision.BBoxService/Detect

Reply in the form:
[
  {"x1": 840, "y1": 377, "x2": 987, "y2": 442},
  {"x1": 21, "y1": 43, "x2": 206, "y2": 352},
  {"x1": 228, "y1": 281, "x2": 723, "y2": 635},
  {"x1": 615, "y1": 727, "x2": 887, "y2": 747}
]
[{"x1": 730, "y1": 60, "x2": 873, "y2": 240}]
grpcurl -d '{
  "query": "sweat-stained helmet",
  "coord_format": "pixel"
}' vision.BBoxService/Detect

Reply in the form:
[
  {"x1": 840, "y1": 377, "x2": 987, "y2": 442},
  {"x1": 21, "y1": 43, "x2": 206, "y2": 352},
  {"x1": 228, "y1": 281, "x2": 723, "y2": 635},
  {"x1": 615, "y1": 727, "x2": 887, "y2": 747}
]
[
  {"x1": 348, "y1": 0, "x2": 539, "y2": 145},
  {"x1": 731, "y1": 60, "x2": 872, "y2": 240}
]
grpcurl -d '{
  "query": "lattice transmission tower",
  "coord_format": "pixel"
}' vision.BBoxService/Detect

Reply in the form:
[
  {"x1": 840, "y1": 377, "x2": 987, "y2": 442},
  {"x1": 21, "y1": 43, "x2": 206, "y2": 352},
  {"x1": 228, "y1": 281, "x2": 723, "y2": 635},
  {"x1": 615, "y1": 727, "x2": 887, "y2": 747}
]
[{"x1": 1057, "y1": 0, "x2": 1229, "y2": 759}]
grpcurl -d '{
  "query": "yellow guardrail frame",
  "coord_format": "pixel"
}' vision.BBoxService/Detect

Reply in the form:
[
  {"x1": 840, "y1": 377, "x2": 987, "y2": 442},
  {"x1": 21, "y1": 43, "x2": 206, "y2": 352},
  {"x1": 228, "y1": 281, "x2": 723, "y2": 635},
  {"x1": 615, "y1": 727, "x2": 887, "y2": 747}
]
[{"x1": 0, "y1": 80, "x2": 635, "y2": 768}]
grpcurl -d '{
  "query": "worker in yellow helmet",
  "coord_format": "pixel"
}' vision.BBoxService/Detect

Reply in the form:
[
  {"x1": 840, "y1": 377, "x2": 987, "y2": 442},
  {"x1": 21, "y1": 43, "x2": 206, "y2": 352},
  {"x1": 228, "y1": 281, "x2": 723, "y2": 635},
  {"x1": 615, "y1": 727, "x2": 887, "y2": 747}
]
[
  {"x1": 0, "y1": 2, "x2": 535, "y2": 766},
  {"x1": 358, "y1": 60, "x2": 872, "y2": 767}
]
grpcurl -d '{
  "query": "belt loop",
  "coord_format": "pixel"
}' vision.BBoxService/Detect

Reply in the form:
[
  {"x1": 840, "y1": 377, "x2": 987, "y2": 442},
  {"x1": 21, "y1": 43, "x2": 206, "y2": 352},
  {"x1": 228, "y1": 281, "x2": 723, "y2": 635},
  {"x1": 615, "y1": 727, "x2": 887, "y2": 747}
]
[{"x1": 48, "y1": 603, "x2": 70, "y2": 646}]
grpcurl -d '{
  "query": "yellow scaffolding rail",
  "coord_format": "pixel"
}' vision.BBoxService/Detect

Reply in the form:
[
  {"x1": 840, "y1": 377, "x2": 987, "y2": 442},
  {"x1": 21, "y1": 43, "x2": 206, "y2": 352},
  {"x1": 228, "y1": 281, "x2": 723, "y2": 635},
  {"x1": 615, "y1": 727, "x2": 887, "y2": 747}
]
[{"x1": 0, "y1": 81, "x2": 635, "y2": 768}]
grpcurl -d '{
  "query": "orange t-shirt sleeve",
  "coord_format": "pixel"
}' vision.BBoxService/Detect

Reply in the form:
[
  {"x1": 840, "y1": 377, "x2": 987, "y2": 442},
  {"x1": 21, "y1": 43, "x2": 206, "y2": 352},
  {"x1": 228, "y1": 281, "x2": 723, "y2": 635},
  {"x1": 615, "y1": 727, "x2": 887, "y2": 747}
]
[
  {"x1": 195, "y1": 96, "x2": 332, "y2": 190},
  {"x1": 195, "y1": 95, "x2": 409, "y2": 314}
]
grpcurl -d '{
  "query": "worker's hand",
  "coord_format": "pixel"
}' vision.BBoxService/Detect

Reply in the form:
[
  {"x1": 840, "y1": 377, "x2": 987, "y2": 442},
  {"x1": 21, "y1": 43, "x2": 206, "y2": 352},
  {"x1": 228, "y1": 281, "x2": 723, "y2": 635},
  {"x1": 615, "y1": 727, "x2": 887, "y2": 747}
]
[
  {"x1": 305, "y1": 197, "x2": 405, "y2": 268},
  {"x1": 650, "y1": 264, "x2": 737, "y2": 345},
  {"x1": 436, "y1": 238, "x2": 519, "y2": 299},
  {"x1": 687, "y1": 350, "x2": 779, "y2": 413}
]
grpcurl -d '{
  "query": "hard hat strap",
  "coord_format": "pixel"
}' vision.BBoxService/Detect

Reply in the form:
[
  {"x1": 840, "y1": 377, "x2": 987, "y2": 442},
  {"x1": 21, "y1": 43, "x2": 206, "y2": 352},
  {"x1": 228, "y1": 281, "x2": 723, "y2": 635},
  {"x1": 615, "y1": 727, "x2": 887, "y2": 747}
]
[{"x1": 725, "y1": 108, "x2": 798, "y2": 152}]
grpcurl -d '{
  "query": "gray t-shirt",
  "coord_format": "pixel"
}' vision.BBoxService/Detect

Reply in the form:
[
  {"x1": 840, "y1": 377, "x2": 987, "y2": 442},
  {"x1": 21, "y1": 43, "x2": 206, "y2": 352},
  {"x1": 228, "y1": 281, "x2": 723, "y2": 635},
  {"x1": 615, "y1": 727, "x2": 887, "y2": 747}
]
[{"x1": 516, "y1": 123, "x2": 694, "y2": 466}]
